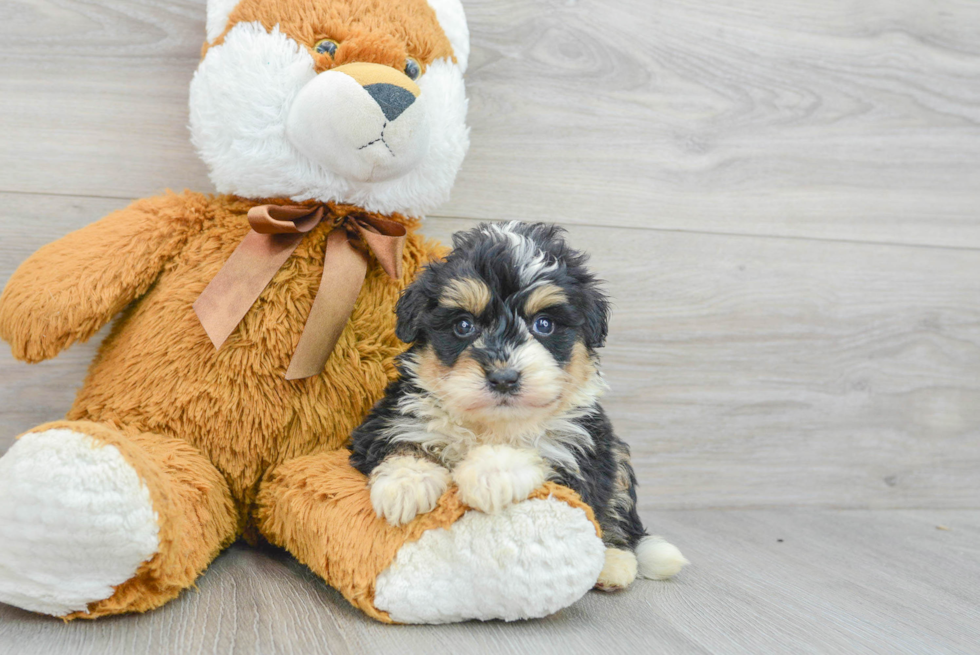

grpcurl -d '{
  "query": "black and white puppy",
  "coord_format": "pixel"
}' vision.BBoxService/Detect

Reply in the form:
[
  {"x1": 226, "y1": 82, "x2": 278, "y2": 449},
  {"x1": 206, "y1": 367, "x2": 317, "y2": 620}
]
[{"x1": 350, "y1": 222, "x2": 687, "y2": 590}]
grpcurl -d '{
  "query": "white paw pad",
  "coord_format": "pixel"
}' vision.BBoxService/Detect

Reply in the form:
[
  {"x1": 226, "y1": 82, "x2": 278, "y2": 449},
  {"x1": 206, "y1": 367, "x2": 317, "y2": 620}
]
[
  {"x1": 370, "y1": 456, "x2": 451, "y2": 526},
  {"x1": 375, "y1": 497, "x2": 606, "y2": 623},
  {"x1": 453, "y1": 445, "x2": 547, "y2": 514},
  {"x1": 0, "y1": 429, "x2": 160, "y2": 616}
]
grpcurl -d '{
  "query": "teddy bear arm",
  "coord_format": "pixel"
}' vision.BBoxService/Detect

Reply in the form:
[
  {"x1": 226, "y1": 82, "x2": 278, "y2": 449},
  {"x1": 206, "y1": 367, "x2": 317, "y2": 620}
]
[
  {"x1": 254, "y1": 450, "x2": 607, "y2": 623},
  {"x1": 0, "y1": 193, "x2": 203, "y2": 363}
]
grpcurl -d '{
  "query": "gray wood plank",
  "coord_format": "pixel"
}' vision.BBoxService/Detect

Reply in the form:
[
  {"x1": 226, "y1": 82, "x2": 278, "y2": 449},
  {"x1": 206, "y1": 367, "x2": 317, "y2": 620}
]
[
  {"x1": 0, "y1": 509, "x2": 977, "y2": 655},
  {"x1": 1, "y1": 0, "x2": 979, "y2": 247},
  {"x1": 2, "y1": 193, "x2": 978, "y2": 510}
]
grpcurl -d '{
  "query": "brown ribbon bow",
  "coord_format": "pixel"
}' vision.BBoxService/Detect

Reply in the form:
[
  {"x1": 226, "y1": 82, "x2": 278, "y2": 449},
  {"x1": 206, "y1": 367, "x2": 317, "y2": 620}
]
[{"x1": 193, "y1": 204, "x2": 407, "y2": 380}]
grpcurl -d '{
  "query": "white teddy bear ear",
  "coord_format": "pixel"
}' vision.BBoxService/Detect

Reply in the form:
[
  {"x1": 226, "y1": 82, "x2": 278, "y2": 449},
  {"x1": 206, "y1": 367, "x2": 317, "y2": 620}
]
[
  {"x1": 427, "y1": 0, "x2": 470, "y2": 73},
  {"x1": 206, "y1": 0, "x2": 241, "y2": 43}
]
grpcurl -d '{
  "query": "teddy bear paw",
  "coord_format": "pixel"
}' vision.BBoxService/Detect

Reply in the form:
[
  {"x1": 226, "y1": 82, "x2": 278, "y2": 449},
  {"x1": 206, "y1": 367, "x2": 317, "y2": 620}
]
[
  {"x1": 452, "y1": 445, "x2": 547, "y2": 514},
  {"x1": 0, "y1": 429, "x2": 159, "y2": 616},
  {"x1": 374, "y1": 495, "x2": 606, "y2": 623},
  {"x1": 370, "y1": 456, "x2": 451, "y2": 526}
]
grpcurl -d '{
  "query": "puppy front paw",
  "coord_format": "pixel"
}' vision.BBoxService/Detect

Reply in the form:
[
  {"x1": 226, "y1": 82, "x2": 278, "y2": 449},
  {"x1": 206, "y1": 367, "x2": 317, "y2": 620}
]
[
  {"x1": 453, "y1": 445, "x2": 548, "y2": 514},
  {"x1": 370, "y1": 456, "x2": 451, "y2": 527}
]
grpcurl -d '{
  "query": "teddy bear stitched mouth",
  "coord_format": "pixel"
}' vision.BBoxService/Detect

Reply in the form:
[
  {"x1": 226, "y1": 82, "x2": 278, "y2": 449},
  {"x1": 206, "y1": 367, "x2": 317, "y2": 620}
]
[{"x1": 358, "y1": 121, "x2": 395, "y2": 157}]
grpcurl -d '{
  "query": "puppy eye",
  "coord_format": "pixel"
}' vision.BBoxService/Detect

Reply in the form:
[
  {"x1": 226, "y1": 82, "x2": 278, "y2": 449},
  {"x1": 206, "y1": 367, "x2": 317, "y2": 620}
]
[
  {"x1": 531, "y1": 316, "x2": 555, "y2": 337},
  {"x1": 404, "y1": 57, "x2": 421, "y2": 80},
  {"x1": 453, "y1": 317, "x2": 477, "y2": 338},
  {"x1": 315, "y1": 39, "x2": 338, "y2": 57}
]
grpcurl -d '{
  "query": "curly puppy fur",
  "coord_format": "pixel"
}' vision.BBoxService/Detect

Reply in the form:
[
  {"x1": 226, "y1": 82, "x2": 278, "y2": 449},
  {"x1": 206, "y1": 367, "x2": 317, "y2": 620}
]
[{"x1": 350, "y1": 222, "x2": 688, "y2": 589}]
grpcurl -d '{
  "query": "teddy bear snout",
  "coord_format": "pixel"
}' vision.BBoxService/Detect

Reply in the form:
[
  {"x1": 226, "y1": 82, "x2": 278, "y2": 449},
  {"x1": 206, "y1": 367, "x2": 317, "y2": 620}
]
[
  {"x1": 285, "y1": 62, "x2": 430, "y2": 184},
  {"x1": 331, "y1": 62, "x2": 421, "y2": 124}
]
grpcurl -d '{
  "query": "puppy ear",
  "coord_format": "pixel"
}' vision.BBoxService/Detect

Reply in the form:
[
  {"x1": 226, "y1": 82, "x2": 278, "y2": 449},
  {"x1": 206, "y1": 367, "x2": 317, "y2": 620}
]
[
  {"x1": 395, "y1": 282, "x2": 428, "y2": 344},
  {"x1": 582, "y1": 285, "x2": 610, "y2": 350}
]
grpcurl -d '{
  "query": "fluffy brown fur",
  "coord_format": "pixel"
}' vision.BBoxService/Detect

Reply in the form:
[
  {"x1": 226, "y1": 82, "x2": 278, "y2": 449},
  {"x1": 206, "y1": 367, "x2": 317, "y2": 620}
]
[
  {"x1": 22, "y1": 420, "x2": 241, "y2": 619},
  {"x1": 0, "y1": 1, "x2": 598, "y2": 623},
  {"x1": 254, "y1": 450, "x2": 599, "y2": 623},
  {"x1": 0, "y1": 191, "x2": 445, "y2": 617},
  {"x1": 210, "y1": 0, "x2": 455, "y2": 73}
]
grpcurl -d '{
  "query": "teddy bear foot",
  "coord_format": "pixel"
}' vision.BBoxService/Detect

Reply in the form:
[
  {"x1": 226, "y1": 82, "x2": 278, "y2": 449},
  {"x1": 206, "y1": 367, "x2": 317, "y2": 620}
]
[
  {"x1": 373, "y1": 496, "x2": 606, "y2": 623},
  {"x1": 0, "y1": 429, "x2": 159, "y2": 616}
]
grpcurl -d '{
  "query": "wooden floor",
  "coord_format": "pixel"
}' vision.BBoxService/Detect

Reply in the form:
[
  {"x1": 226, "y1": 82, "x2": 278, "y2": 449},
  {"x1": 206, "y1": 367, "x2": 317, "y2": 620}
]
[
  {"x1": 1, "y1": 0, "x2": 979, "y2": 653},
  {"x1": 2, "y1": 509, "x2": 978, "y2": 655}
]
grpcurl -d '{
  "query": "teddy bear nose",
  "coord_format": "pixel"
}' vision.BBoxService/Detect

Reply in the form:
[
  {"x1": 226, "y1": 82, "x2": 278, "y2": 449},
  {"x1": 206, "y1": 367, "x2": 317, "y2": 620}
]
[
  {"x1": 364, "y1": 83, "x2": 416, "y2": 121},
  {"x1": 487, "y1": 368, "x2": 521, "y2": 394}
]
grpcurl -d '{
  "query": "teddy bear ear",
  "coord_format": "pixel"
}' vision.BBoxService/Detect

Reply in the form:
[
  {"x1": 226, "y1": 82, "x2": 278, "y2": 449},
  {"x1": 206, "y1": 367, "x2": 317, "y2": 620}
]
[
  {"x1": 206, "y1": 0, "x2": 240, "y2": 44},
  {"x1": 426, "y1": 0, "x2": 470, "y2": 73}
]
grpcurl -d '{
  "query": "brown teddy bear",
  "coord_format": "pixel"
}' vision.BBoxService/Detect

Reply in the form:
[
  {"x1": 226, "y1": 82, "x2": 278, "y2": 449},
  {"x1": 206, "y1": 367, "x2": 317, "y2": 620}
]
[{"x1": 0, "y1": 0, "x2": 613, "y2": 623}]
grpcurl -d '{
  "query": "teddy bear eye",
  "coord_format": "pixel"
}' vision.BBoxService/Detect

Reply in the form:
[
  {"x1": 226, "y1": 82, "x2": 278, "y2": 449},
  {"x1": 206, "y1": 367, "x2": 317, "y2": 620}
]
[
  {"x1": 404, "y1": 57, "x2": 421, "y2": 80},
  {"x1": 315, "y1": 39, "x2": 338, "y2": 57}
]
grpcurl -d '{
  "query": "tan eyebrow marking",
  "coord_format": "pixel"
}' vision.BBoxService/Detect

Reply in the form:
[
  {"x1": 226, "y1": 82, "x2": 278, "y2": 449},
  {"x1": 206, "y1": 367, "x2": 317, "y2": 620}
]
[
  {"x1": 439, "y1": 277, "x2": 492, "y2": 315},
  {"x1": 524, "y1": 283, "x2": 568, "y2": 316}
]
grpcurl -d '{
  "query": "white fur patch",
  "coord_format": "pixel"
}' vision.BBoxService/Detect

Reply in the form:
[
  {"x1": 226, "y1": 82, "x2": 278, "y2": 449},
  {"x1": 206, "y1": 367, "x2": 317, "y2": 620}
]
[
  {"x1": 426, "y1": 0, "x2": 470, "y2": 73},
  {"x1": 595, "y1": 547, "x2": 638, "y2": 591},
  {"x1": 189, "y1": 22, "x2": 469, "y2": 217},
  {"x1": 206, "y1": 0, "x2": 240, "y2": 43},
  {"x1": 485, "y1": 222, "x2": 561, "y2": 286},
  {"x1": 374, "y1": 497, "x2": 605, "y2": 623},
  {"x1": 370, "y1": 456, "x2": 451, "y2": 526},
  {"x1": 286, "y1": 68, "x2": 431, "y2": 183},
  {"x1": 453, "y1": 445, "x2": 548, "y2": 514},
  {"x1": 0, "y1": 429, "x2": 159, "y2": 616},
  {"x1": 390, "y1": 349, "x2": 605, "y2": 474},
  {"x1": 636, "y1": 535, "x2": 689, "y2": 580}
]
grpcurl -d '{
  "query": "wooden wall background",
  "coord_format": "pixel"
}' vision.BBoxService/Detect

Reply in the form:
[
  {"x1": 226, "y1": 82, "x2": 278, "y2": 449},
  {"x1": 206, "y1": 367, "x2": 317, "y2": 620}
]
[
  {"x1": 1, "y1": 1, "x2": 979, "y2": 653},
  {"x1": 2, "y1": 0, "x2": 978, "y2": 510}
]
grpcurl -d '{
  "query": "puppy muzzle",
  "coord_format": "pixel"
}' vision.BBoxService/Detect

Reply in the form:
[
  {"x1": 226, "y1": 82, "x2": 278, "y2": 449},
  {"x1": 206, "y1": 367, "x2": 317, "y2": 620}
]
[{"x1": 485, "y1": 367, "x2": 521, "y2": 395}]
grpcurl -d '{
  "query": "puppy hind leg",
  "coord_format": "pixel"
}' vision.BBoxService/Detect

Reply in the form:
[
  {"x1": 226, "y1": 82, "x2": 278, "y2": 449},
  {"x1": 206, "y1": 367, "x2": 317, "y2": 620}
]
[
  {"x1": 595, "y1": 547, "x2": 638, "y2": 592},
  {"x1": 594, "y1": 530, "x2": 688, "y2": 589},
  {"x1": 593, "y1": 502, "x2": 645, "y2": 591},
  {"x1": 599, "y1": 443, "x2": 688, "y2": 584},
  {"x1": 607, "y1": 489, "x2": 689, "y2": 581},
  {"x1": 606, "y1": 477, "x2": 689, "y2": 581}
]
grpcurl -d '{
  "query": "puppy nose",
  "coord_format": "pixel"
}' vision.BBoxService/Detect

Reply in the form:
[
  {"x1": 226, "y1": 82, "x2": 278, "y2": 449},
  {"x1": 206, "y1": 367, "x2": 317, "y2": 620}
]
[
  {"x1": 487, "y1": 368, "x2": 521, "y2": 394},
  {"x1": 364, "y1": 83, "x2": 416, "y2": 121}
]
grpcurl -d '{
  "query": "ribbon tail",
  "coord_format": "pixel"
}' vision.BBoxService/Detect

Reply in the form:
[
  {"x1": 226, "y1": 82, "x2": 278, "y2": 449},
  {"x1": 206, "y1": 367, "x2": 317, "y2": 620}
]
[
  {"x1": 285, "y1": 228, "x2": 368, "y2": 380},
  {"x1": 194, "y1": 231, "x2": 304, "y2": 349},
  {"x1": 354, "y1": 218, "x2": 407, "y2": 280}
]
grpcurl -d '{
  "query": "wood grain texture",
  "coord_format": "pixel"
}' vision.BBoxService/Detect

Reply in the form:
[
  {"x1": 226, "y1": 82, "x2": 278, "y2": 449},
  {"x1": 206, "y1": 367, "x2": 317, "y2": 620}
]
[
  {"x1": 0, "y1": 509, "x2": 977, "y2": 655},
  {"x1": 2, "y1": 194, "x2": 978, "y2": 510},
  {"x1": 1, "y1": 0, "x2": 979, "y2": 246}
]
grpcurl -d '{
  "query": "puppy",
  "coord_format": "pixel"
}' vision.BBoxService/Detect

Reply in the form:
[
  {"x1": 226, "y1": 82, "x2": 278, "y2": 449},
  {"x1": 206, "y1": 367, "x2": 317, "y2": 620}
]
[{"x1": 350, "y1": 222, "x2": 688, "y2": 590}]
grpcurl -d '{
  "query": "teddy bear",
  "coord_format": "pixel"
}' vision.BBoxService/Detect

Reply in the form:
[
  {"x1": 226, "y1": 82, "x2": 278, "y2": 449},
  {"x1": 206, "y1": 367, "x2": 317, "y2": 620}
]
[{"x1": 0, "y1": 0, "x2": 612, "y2": 624}]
